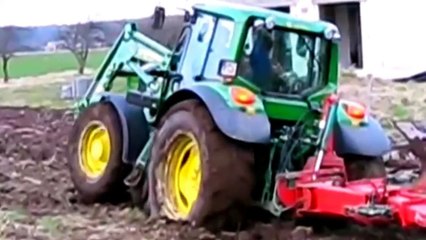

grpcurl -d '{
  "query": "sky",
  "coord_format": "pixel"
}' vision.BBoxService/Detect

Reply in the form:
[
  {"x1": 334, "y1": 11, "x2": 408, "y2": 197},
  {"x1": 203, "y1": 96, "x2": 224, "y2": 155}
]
[{"x1": 0, "y1": 0, "x2": 190, "y2": 27}]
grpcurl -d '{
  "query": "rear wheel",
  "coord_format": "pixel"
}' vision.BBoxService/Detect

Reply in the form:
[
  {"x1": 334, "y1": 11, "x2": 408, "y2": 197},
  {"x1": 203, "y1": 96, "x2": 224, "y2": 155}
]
[
  {"x1": 344, "y1": 155, "x2": 386, "y2": 181},
  {"x1": 68, "y1": 102, "x2": 129, "y2": 203},
  {"x1": 148, "y1": 99, "x2": 255, "y2": 230}
]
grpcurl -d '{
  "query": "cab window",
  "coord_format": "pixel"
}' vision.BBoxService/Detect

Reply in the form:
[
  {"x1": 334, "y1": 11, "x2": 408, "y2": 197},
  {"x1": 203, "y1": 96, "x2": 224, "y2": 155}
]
[
  {"x1": 179, "y1": 13, "x2": 215, "y2": 83},
  {"x1": 203, "y1": 18, "x2": 235, "y2": 79},
  {"x1": 238, "y1": 24, "x2": 329, "y2": 96}
]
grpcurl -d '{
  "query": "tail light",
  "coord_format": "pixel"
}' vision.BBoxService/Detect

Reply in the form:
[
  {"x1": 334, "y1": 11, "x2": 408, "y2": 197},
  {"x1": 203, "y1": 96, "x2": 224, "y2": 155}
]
[
  {"x1": 341, "y1": 100, "x2": 366, "y2": 120},
  {"x1": 230, "y1": 86, "x2": 256, "y2": 105}
]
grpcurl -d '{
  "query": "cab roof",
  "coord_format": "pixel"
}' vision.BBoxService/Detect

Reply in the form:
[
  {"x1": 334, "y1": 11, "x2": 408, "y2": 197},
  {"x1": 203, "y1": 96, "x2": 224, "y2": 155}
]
[{"x1": 193, "y1": 1, "x2": 333, "y2": 34}]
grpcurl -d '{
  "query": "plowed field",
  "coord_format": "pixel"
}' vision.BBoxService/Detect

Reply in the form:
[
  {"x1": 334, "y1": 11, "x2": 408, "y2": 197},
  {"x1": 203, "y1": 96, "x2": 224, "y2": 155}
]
[{"x1": 1, "y1": 72, "x2": 426, "y2": 239}]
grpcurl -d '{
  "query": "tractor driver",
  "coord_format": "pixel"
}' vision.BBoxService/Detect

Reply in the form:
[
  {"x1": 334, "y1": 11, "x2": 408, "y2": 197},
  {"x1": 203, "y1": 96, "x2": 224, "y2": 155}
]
[
  {"x1": 250, "y1": 25, "x2": 295, "y2": 94},
  {"x1": 249, "y1": 26, "x2": 274, "y2": 89}
]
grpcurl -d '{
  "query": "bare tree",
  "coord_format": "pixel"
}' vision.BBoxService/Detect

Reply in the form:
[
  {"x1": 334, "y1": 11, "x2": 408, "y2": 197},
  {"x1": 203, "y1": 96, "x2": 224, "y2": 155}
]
[
  {"x1": 0, "y1": 27, "x2": 17, "y2": 83},
  {"x1": 60, "y1": 22, "x2": 105, "y2": 74}
]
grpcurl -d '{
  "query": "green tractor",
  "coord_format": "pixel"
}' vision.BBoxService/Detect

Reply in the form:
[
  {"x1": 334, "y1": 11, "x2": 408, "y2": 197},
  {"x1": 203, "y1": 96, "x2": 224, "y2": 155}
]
[{"x1": 68, "y1": 2, "x2": 392, "y2": 229}]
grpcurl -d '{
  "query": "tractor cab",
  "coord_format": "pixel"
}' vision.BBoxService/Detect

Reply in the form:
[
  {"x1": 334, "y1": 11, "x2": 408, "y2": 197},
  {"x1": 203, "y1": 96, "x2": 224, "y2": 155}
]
[
  {"x1": 154, "y1": 3, "x2": 341, "y2": 122},
  {"x1": 232, "y1": 15, "x2": 341, "y2": 122},
  {"x1": 238, "y1": 18, "x2": 338, "y2": 98},
  {"x1": 166, "y1": 9, "x2": 237, "y2": 88}
]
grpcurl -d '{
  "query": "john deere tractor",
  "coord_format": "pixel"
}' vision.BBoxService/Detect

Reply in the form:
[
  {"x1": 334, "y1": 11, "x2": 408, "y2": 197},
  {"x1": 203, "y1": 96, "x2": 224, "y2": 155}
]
[{"x1": 68, "y1": 2, "x2": 391, "y2": 229}]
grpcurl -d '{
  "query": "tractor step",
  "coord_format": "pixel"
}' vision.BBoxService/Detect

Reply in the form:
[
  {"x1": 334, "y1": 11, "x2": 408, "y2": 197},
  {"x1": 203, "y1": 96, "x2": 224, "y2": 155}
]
[
  {"x1": 126, "y1": 90, "x2": 158, "y2": 110},
  {"x1": 124, "y1": 167, "x2": 145, "y2": 187}
]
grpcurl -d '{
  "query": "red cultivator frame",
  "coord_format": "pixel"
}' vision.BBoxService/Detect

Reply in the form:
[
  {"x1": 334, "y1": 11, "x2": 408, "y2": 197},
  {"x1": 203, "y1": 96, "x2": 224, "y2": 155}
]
[
  {"x1": 276, "y1": 95, "x2": 426, "y2": 229},
  {"x1": 277, "y1": 153, "x2": 426, "y2": 228}
]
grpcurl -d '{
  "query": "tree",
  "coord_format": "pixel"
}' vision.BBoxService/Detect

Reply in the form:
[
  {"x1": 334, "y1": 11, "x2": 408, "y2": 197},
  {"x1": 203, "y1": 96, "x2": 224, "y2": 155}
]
[
  {"x1": 0, "y1": 27, "x2": 17, "y2": 83},
  {"x1": 60, "y1": 22, "x2": 105, "y2": 74}
]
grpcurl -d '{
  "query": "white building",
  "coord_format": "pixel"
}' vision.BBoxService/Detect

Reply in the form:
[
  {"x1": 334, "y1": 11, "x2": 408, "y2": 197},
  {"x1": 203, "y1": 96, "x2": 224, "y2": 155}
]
[{"x1": 296, "y1": 0, "x2": 426, "y2": 80}]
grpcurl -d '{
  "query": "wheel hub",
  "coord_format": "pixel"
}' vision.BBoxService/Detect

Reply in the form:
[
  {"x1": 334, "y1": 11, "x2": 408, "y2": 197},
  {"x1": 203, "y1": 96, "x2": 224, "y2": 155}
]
[
  {"x1": 91, "y1": 139, "x2": 104, "y2": 160},
  {"x1": 164, "y1": 133, "x2": 202, "y2": 219},
  {"x1": 79, "y1": 121, "x2": 111, "y2": 179}
]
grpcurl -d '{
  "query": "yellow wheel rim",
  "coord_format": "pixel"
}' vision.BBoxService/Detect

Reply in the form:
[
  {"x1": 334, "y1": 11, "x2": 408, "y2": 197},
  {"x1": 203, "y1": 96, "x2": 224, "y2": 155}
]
[
  {"x1": 79, "y1": 121, "x2": 111, "y2": 180},
  {"x1": 164, "y1": 132, "x2": 202, "y2": 218}
]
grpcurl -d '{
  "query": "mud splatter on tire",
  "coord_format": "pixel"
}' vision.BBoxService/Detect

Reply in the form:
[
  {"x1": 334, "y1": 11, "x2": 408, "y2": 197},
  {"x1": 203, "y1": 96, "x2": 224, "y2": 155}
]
[{"x1": 148, "y1": 99, "x2": 255, "y2": 231}]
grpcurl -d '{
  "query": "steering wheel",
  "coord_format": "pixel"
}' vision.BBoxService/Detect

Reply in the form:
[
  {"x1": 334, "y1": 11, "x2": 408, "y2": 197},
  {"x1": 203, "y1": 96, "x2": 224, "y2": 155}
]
[
  {"x1": 277, "y1": 71, "x2": 305, "y2": 94},
  {"x1": 289, "y1": 77, "x2": 307, "y2": 94}
]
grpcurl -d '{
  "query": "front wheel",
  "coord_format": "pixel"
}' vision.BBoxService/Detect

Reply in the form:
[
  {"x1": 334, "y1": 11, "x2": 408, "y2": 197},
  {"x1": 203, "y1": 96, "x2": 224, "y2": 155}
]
[
  {"x1": 68, "y1": 102, "x2": 130, "y2": 203},
  {"x1": 148, "y1": 99, "x2": 255, "y2": 230}
]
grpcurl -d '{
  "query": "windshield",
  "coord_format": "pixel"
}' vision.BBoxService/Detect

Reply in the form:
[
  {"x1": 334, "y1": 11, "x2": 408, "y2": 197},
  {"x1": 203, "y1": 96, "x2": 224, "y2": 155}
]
[{"x1": 238, "y1": 25, "x2": 329, "y2": 96}]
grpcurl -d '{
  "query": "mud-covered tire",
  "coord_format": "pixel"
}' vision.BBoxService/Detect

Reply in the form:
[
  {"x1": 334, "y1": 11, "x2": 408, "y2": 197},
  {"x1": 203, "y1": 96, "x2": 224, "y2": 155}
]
[
  {"x1": 344, "y1": 155, "x2": 386, "y2": 181},
  {"x1": 148, "y1": 99, "x2": 255, "y2": 230},
  {"x1": 68, "y1": 102, "x2": 130, "y2": 204}
]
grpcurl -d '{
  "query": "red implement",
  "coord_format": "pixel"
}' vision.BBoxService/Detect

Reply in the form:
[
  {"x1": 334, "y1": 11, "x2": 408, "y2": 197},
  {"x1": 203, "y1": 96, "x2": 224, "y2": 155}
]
[
  {"x1": 275, "y1": 94, "x2": 426, "y2": 229},
  {"x1": 276, "y1": 138, "x2": 426, "y2": 229}
]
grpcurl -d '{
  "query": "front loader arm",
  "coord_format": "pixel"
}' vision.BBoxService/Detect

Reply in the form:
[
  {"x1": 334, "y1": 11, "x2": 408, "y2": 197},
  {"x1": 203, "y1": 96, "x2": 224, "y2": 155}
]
[{"x1": 77, "y1": 23, "x2": 172, "y2": 110}]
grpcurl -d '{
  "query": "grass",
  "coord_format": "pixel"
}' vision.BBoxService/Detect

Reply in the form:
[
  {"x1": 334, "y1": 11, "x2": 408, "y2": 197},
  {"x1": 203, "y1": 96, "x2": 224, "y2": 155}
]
[
  {"x1": 0, "y1": 50, "x2": 108, "y2": 79},
  {"x1": 0, "y1": 76, "x2": 128, "y2": 109},
  {"x1": 0, "y1": 82, "x2": 73, "y2": 108}
]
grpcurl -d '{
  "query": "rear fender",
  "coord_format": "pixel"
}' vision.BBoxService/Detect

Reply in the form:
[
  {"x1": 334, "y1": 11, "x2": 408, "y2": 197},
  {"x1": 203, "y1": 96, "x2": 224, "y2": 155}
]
[
  {"x1": 100, "y1": 93, "x2": 150, "y2": 164},
  {"x1": 334, "y1": 115, "x2": 391, "y2": 158},
  {"x1": 156, "y1": 85, "x2": 271, "y2": 144}
]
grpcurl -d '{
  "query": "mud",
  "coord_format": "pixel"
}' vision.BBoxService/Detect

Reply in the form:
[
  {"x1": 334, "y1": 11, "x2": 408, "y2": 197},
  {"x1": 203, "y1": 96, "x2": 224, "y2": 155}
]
[{"x1": 0, "y1": 106, "x2": 425, "y2": 240}]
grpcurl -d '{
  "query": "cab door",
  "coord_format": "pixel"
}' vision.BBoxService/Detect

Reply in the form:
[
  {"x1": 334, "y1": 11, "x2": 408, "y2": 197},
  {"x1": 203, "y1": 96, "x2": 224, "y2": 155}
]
[{"x1": 176, "y1": 13, "x2": 216, "y2": 88}]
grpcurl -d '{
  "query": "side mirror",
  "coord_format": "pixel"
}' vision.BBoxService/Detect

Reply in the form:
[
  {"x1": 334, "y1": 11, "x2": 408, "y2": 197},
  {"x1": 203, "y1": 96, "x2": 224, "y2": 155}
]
[{"x1": 152, "y1": 6, "x2": 165, "y2": 30}]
